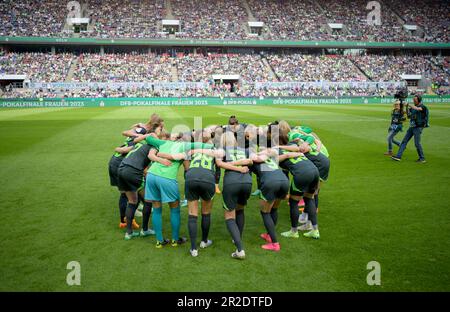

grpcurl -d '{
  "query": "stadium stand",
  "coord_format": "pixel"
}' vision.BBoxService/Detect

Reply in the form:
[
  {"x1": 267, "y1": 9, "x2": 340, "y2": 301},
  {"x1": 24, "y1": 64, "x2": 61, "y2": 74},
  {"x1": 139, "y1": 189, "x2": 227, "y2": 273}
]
[
  {"x1": 349, "y1": 55, "x2": 449, "y2": 84},
  {"x1": 388, "y1": 0, "x2": 450, "y2": 43},
  {"x1": 430, "y1": 57, "x2": 450, "y2": 85},
  {"x1": 350, "y1": 55, "x2": 428, "y2": 81},
  {"x1": 0, "y1": 52, "x2": 74, "y2": 82},
  {"x1": 315, "y1": 0, "x2": 417, "y2": 42},
  {"x1": 266, "y1": 54, "x2": 366, "y2": 81},
  {"x1": 175, "y1": 53, "x2": 274, "y2": 82},
  {"x1": 0, "y1": 0, "x2": 67, "y2": 37},
  {"x1": 172, "y1": 0, "x2": 248, "y2": 40},
  {"x1": 0, "y1": 1, "x2": 448, "y2": 99},
  {"x1": 1, "y1": 50, "x2": 448, "y2": 99},
  {"x1": 246, "y1": 0, "x2": 330, "y2": 41},
  {"x1": 0, "y1": 0, "x2": 449, "y2": 42},
  {"x1": 72, "y1": 53, "x2": 173, "y2": 82},
  {"x1": 79, "y1": 0, "x2": 166, "y2": 39}
]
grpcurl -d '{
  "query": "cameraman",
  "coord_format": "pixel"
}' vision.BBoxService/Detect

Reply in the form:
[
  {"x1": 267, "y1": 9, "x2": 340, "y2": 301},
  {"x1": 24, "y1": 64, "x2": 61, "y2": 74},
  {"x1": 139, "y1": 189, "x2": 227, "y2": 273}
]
[
  {"x1": 384, "y1": 100, "x2": 406, "y2": 156},
  {"x1": 392, "y1": 95, "x2": 429, "y2": 163}
]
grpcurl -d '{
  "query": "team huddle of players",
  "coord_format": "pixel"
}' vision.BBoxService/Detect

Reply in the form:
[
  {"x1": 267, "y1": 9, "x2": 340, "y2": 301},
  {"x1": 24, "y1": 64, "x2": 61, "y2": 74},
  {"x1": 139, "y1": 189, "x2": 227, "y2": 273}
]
[{"x1": 108, "y1": 114, "x2": 330, "y2": 259}]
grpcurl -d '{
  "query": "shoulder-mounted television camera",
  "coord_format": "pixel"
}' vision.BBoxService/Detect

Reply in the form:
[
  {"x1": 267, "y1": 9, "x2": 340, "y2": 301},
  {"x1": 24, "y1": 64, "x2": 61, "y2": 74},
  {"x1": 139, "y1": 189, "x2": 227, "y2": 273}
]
[{"x1": 394, "y1": 87, "x2": 408, "y2": 113}]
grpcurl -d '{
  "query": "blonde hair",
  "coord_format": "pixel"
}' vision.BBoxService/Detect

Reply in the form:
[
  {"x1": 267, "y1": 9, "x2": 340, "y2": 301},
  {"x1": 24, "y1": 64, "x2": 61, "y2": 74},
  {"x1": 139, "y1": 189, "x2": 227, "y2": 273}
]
[
  {"x1": 201, "y1": 129, "x2": 212, "y2": 143},
  {"x1": 146, "y1": 113, "x2": 164, "y2": 131},
  {"x1": 278, "y1": 120, "x2": 291, "y2": 145},
  {"x1": 221, "y1": 131, "x2": 237, "y2": 149}
]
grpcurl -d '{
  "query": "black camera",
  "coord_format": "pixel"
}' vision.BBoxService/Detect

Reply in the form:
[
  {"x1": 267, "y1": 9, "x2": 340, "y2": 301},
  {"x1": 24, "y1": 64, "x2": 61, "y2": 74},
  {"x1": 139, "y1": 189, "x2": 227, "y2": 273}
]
[
  {"x1": 394, "y1": 87, "x2": 408, "y2": 101},
  {"x1": 394, "y1": 87, "x2": 408, "y2": 113}
]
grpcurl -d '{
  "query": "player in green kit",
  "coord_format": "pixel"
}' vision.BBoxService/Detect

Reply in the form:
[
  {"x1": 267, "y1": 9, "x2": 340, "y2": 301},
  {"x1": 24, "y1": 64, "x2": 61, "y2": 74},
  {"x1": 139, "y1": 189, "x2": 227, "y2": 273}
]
[
  {"x1": 109, "y1": 126, "x2": 148, "y2": 229},
  {"x1": 113, "y1": 114, "x2": 164, "y2": 221},
  {"x1": 117, "y1": 141, "x2": 159, "y2": 240},
  {"x1": 286, "y1": 128, "x2": 330, "y2": 229},
  {"x1": 298, "y1": 137, "x2": 330, "y2": 228},
  {"x1": 243, "y1": 124, "x2": 287, "y2": 251},
  {"x1": 138, "y1": 133, "x2": 214, "y2": 248},
  {"x1": 292, "y1": 125, "x2": 312, "y2": 134},
  {"x1": 216, "y1": 132, "x2": 253, "y2": 260},
  {"x1": 278, "y1": 148, "x2": 320, "y2": 239},
  {"x1": 249, "y1": 147, "x2": 289, "y2": 252},
  {"x1": 109, "y1": 140, "x2": 135, "y2": 229},
  {"x1": 277, "y1": 121, "x2": 321, "y2": 240},
  {"x1": 182, "y1": 129, "x2": 222, "y2": 257}
]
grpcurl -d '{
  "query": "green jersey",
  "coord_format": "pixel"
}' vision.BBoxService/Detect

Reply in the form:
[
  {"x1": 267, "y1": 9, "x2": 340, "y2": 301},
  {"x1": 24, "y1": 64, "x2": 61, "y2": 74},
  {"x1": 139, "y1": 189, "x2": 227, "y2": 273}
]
[
  {"x1": 185, "y1": 152, "x2": 215, "y2": 184},
  {"x1": 279, "y1": 148, "x2": 310, "y2": 176},
  {"x1": 292, "y1": 125, "x2": 313, "y2": 134},
  {"x1": 113, "y1": 137, "x2": 134, "y2": 158},
  {"x1": 250, "y1": 155, "x2": 287, "y2": 184},
  {"x1": 145, "y1": 136, "x2": 213, "y2": 180},
  {"x1": 288, "y1": 131, "x2": 315, "y2": 145},
  {"x1": 121, "y1": 142, "x2": 153, "y2": 171},
  {"x1": 222, "y1": 147, "x2": 252, "y2": 185},
  {"x1": 308, "y1": 142, "x2": 329, "y2": 158},
  {"x1": 288, "y1": 130, "x2": 329, "y2": 158}
]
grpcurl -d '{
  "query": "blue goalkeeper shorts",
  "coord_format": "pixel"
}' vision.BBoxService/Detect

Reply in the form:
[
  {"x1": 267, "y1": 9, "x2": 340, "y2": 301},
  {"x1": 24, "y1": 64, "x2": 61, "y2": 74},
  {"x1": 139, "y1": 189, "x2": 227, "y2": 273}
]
[{"x1": 145, "y1": 173, "x2": 180, "y2": 203}]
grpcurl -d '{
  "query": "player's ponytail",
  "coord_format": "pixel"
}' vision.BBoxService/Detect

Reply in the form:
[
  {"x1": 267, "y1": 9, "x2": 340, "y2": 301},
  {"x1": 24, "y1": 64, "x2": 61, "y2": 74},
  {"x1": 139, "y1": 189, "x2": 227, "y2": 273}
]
[{"x1": 146, "y1": 113, "x2": 164, "y2": 132}]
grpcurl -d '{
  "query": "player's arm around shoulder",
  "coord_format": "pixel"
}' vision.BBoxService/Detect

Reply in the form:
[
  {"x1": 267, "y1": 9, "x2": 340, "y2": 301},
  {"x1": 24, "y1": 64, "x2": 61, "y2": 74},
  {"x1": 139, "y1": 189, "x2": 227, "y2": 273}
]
[
  {"x1": 215, "y1": 151, "x2": 249, "y2": 174},
  {"x1": 148, "y1": 148, "x2": 172, "y2": 167}
]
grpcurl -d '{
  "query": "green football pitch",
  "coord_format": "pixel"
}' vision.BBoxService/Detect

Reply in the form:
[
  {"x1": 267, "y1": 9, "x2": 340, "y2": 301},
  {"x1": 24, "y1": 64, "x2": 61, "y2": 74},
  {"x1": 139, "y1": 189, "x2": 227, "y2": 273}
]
[{"x1": 0, "y1": 104, "x2": 449, "y2": 291}]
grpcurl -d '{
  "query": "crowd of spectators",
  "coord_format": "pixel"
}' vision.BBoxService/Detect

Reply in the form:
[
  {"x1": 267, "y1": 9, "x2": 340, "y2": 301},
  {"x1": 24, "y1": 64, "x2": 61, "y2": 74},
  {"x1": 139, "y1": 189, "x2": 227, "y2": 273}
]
[
  {"x1": 427, "y1": 58, "x2": 449, "y2": 88},
  {"x1": 267, "y1": 54, "x2": 366, "y2": 82},
  {"x1": 79, "y1": 0, "x2": 166, "y2": 39},
  {"x1": 434, "y1": 87, "x2": 450, "y2": 95},
  {"x1": 0, "y1": 0, "x2": 66, "y2": 37},
  {"x1": 0, "y1": 85, "x2": 401, "y2": 99},
  {"x1": 72, "y1": 53, "x2": 275, "y2": 83},
  {"x1": 389, "y1": 0, "x2": 449, "y2": 43},
  {"x1": 246, "y1": 0, "x2": 330, "y2": 41},
  {"x1": 172, "y1": 0, "x2": 248, "y2": 40},
  {"x1": 348, "y1": 54, "x2": 446, "y2": 83},
  {"x1": 316, "y1": 0, "x2": 416, "y2": 42},
  {"x1": 247, "y1": 85, "x2": 399, "y2": 97},
  {"x1": 1, "y1": 51, "x2": 448, "y2": 98},
  {"x1": 0, "y1": 87, "x2": 34, "y2": 99},
  {"x1": 176, "y1": 53, "x2": 274, "y2": 83},
  {"x1": 0, "y1": 52, "x2": 74, "y2": 82},
  {"x1": 0, "y1": 0, "x2": 449, "y2": 42},
  {"x1": 432, "y1": 57, "x2": 450, "y2": 71},
  {"x1": 429, "y1": 56, "x2": 450, "y2": 87},
  {"x1": 72, "y1": 53, "x2": 173, "y2": 82}
]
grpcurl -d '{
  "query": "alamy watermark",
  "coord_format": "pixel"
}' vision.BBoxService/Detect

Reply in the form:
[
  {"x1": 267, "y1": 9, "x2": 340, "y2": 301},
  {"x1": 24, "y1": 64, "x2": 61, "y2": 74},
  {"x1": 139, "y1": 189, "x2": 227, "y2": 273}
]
[
  {"x1": 66, "y1": 261, "x2": 81, "y2": 286},
  {"x1": 366, "y1": 261, "x2": 381, "y2": 286},
  {"x1": 367, "y1": 1, "x2": 382, "y2": 26}
]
